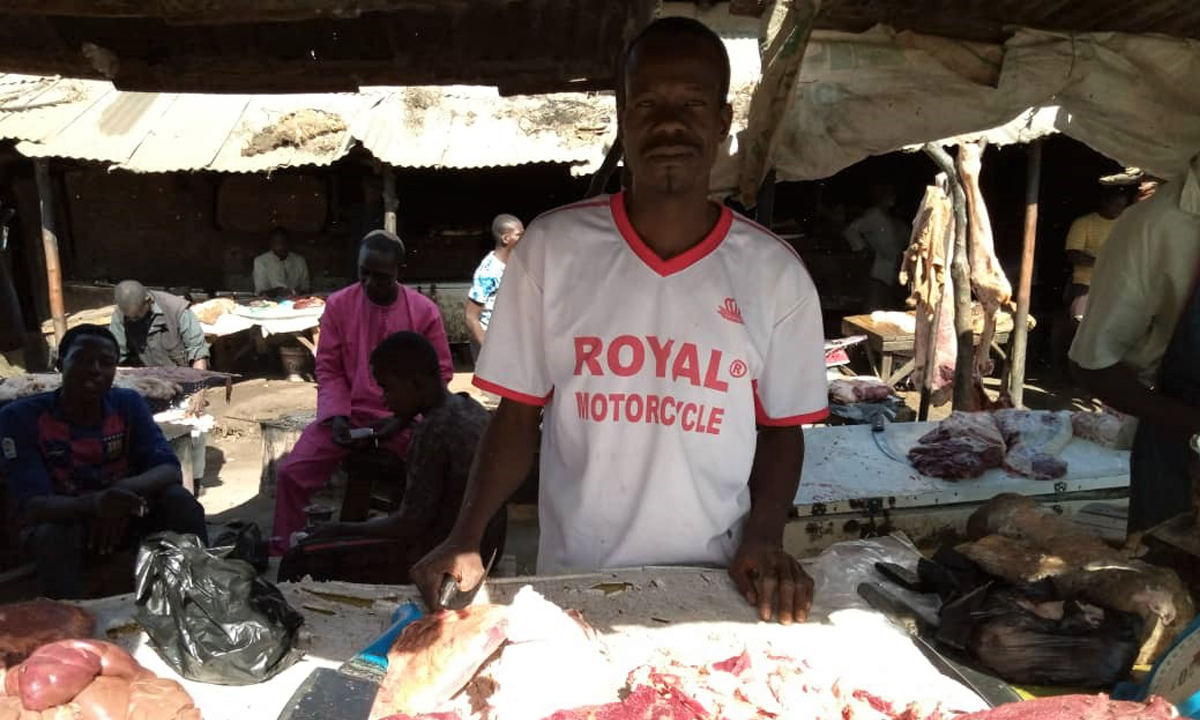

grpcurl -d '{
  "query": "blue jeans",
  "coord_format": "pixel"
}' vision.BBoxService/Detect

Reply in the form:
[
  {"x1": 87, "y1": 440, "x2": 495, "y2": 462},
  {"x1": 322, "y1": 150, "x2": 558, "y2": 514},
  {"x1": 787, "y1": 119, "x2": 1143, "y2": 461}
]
[{"x1": 20, "y1": 484, "x2": 208, "y2": 599}]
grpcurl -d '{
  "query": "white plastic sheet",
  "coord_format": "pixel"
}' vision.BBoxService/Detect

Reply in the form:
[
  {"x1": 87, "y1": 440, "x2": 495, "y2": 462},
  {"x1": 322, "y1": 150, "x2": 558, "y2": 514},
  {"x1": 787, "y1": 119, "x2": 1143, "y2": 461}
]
[{"x1": 728, "y1": 23, "x2": 1200, "y2": 186}]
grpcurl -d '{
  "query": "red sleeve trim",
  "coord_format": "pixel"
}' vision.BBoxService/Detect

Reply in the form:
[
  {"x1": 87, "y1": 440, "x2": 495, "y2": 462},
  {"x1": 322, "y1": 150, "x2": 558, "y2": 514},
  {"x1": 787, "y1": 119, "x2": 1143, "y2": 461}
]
[
  {"x1": 752, "y1": 379, "x2": 829, "y2": 426},
  {"x1": 756, "y1": 406, "x2": 831, "y2": 427},
  {"x1": 472, "y1": 376, "x2": 553, "y2": 407}
]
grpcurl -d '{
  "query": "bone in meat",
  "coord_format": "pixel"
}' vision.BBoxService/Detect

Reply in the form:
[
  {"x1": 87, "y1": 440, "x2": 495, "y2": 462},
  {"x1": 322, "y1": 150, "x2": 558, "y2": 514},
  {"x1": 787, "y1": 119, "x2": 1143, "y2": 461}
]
[{"x1": 956, "y1": 142, "x2": 1012, "y2": 393}]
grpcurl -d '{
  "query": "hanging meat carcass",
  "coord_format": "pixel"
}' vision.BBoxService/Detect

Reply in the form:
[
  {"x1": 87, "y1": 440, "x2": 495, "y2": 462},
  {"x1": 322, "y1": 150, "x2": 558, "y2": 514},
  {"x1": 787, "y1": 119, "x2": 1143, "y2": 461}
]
[
  {"x1": 901, "y1": 174, "x2": 957, "y2": 406},
  {"x1": 956, "y1": 142, "x2": 1013, "y2": 405}
]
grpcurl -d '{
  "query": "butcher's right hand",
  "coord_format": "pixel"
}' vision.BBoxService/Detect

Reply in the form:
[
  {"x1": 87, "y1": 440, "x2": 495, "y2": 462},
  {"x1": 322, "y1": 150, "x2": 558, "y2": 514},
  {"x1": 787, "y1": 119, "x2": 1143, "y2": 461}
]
[
  {"x1": 90, "y1": 488, "x2": 145, "y2": 555},
  {"x1": 411, "y1": 539, "x2": 484, "y2": 611},
  {"x1": 329, "y1": 416, "x2": 353, "y2": 446}
]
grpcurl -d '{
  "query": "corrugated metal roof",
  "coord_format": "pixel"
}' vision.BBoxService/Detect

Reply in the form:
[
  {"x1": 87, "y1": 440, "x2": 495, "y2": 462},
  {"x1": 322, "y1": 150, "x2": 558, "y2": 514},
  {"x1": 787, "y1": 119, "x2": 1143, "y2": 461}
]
[
  {"x1": 0, "y1": 74, "x2": 615, "y2": 173},
  {"x1": 352, "y1": 86, "x2": 615, "y2": 171}
]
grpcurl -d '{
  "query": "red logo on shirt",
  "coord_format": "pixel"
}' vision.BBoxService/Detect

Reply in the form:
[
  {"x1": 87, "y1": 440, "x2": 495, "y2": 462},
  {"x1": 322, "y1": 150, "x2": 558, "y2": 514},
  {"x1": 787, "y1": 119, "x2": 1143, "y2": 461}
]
[
  {"x1": 729, "y1": 360, "x2": 747, "y2": 378},
  {"x1": 718, "y1": 298, "x2": 743, "y2": 324}
]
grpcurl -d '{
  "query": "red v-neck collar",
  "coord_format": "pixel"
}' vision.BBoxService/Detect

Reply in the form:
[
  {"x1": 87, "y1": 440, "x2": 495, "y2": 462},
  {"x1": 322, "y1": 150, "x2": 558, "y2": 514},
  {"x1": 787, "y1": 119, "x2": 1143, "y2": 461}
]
[{"x1": 610, "y1": 190, "x2": 732, "y2": 277}]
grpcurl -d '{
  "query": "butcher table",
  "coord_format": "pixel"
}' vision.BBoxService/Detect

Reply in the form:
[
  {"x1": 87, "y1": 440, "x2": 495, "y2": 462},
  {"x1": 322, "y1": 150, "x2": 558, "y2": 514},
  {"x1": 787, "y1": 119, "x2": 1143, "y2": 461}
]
[
  {"x1": 78, "y1": 561, "x2": 988, "y2": 720},
  {"x1": 785, "y1": 421, "x2": 1131, "y2": 556}
]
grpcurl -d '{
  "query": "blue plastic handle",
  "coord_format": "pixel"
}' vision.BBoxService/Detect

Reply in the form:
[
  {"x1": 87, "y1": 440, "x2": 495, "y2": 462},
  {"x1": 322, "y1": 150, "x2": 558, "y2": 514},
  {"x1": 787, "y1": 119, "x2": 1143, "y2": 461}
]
[{"x1": 356, "y1": 601, "x2": 424, "y2": 670}]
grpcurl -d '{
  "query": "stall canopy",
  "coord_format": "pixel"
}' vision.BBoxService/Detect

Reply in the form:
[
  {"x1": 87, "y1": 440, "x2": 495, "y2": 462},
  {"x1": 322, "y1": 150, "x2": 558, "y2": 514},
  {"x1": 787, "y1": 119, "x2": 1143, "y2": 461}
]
[
  {"x1": 756, "y1": 25, "x2": 1200, "y2": 187},
  {"x1": 0, "y1": 74, "x2": 620, "y2": 174}
]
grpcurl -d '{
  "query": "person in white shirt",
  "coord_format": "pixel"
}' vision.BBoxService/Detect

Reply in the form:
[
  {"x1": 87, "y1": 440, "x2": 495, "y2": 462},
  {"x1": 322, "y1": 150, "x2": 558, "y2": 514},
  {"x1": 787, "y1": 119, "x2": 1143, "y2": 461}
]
[
  {"x1": 842, "y1": 183, "x2": 911, "y2": 310},
  {"x1": 464, "y1": 214, "x2": 524, "y2": 360},
  {"x1": 1070, "y1": 158, "x2": 1200, "y2": 533},
  {"x1": 253, "y1": 228, "x2": 310, "y2": 297},
  {"x1": 413, "y1": 17, "x2": 828, "y2": 624}
]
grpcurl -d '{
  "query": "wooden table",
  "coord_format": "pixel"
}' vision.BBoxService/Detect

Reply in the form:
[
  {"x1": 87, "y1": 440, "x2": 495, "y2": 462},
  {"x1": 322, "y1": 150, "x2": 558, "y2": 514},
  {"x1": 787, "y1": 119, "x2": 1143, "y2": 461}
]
[{"x1": 841, "y1": 311, "x2": 1027, "y2": 385}]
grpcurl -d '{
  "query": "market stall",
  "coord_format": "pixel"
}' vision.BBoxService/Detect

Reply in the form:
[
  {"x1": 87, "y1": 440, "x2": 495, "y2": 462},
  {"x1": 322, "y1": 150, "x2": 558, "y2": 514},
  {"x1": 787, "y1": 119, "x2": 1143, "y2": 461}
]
[
  {"x1": 65, "y1": 562, "x2": 993, "y2": 720},
  {"x1": 193, "y1": 297, "x2": 326, "y2": 379},
  {"x1": 787, "y1": 415, "x2": 1131, "y2": 556},
  {"x1": 3, "y1": 529, "x2": 1187, "y2": 720}
]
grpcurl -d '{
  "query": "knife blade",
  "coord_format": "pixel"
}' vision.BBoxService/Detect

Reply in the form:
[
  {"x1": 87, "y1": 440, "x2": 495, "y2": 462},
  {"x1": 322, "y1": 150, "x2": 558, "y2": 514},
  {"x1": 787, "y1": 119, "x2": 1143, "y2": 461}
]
[
  {"x1": 872, "y1": 415, "x2": 909, "y2": 464},
  {"x1": 438, "y1": 548, "x2": 498, "y2": 610}
]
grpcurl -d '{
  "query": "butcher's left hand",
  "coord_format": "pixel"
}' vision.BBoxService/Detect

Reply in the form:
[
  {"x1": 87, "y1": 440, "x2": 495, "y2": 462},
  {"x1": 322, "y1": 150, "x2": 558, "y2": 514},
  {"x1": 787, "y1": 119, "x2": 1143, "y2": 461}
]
[{"x1": 729, "y1": 539, "x2": 813, "y2": 625}]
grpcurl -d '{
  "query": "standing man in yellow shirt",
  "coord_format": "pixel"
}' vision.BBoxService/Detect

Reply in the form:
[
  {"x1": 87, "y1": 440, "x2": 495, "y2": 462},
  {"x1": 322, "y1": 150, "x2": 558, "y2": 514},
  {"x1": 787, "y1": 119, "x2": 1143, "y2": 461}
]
[{"x1": 1064, "y1": 185, "x2": 1130, "y2": 320}]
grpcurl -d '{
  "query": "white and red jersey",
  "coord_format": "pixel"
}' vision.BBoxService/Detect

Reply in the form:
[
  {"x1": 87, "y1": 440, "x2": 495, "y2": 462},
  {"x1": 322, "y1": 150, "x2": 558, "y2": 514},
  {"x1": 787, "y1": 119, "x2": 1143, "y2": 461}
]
[{"x1": 475, "y1": 191, "x2": 828, "y2": 574}]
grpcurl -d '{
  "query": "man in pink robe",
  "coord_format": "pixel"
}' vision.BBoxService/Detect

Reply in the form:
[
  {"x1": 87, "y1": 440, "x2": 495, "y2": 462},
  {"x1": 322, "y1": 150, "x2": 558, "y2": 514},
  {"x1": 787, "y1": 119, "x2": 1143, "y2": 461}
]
[{"x1": 271, "y1": 231, "x2": 453, "y2": 554}]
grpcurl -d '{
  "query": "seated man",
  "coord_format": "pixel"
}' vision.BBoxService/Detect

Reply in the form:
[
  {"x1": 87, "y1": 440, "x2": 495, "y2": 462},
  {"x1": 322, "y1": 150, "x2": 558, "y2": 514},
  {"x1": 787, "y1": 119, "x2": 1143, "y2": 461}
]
[
  {"x1": 0, "y1": 325, "x2": 208, "y2": 599},
  {"x1": 253, "y1": 227, "x2": 311, "y2": 298},
  {"x1": 110, "y1": 281, "x2": 209, "y2": 370},
  {"x1": 279, "y1": 331, "x2": 504, "y2": 584},
  {"x1": 271, "y1": 230, "x2": 453, "y2": 554}
]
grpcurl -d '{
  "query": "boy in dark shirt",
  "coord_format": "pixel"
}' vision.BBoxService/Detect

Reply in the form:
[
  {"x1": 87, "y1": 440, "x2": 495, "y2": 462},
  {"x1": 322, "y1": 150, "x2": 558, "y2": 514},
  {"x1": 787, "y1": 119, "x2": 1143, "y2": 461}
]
[
  {"x1": 281, "y1": 331, "x2": 504, "y2": 583},
  {"x1": 0, "y1": 325, "x2": 207, "y2": 598}
]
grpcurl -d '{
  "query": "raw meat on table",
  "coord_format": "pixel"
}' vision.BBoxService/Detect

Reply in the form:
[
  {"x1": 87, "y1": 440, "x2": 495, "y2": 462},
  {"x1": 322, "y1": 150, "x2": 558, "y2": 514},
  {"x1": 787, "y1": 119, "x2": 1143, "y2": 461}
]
[
  {"x1": 0, "y1": 640, "x2": 195, "y2": 720},
  {"x1": 0, "y1": 602, "x2": 95, "y2": 667},
  {"x1": 829, "y1": 378, "x2": 894, "y2": 404},
  {"x1": 955, "y1": 694, "x2": 1176, "y2": 719},
  {"x1": 992, "y1": 410, "x2": 1073, "y2": 480},
  {"x1": 369, "y1": 605, "x2": 510, "y2": 720},
  {"x1": 1072, "y1": 411, "x2": 1135, "y2": 450},
  {"x1": 908, "y1": 412, "x2": 1006, "y2": 479}
]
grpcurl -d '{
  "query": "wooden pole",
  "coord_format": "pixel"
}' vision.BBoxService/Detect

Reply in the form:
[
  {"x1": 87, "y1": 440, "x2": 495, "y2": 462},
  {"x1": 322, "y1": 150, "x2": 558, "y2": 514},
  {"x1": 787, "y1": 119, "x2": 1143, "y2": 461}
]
[
  {"x1": 755, "y1": 169, "x2": 777, "y2": 226},
  {"x1": 381, "y1": 166, "x2": 398, "y2": 235},
  {"x1": 585, "y1": 138, "x2": 624, "y2": 199},
  {"x1": 1008, "y1": 141, "x2": 1042, "y2": 407},
  {"x1": 923, "y1": 145, "x2": 974, "y2": 410},
  {"x1": 34, "y1": 159, "x2": 66, "y2": 344}
]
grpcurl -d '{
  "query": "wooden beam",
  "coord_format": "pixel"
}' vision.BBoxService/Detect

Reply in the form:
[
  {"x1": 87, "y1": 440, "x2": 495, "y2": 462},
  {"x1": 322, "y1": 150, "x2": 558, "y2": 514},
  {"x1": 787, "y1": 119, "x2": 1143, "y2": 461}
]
[
  {"x1": 33, "y1": 160, "x2": 66, "y2": 345},
  {"x1": 381, "y1": 166, "x2": 398, "y2": 235},
  {"x1": 1008, "y1": 141, "x2": 1042, "y2": 407},
  {"x1": 0, "y1": 1, "x2": 439, "y2": 21},
  {"x1": 923, "y1": 144, "x2": 974, "y2": 411}
]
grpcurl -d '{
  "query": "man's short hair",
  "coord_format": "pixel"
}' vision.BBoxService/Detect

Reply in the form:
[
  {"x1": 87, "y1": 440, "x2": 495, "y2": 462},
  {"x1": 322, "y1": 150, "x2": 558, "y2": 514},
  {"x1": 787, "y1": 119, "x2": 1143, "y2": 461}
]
[
  {"x1": 270, "y1": 227, "x2": 289, "y2": 241},
  {"x1": 617, "y1": 16, "x2": 731, "y2": 108},
  {"x1": 113, "y1": 280, "x2": 148, "y2": 316},
  {"x1": 370, "y1": 331, "x2": 440, "y2": 381},
  {"x1": 360, "y1": 230, "x2": 407, "y2": 266},
  {"x1": 58, "y1": 324, "x2": 118, "y2": 367},
  {"x1": 491, "y1": 214, "x2": 522, "y2": 244}
]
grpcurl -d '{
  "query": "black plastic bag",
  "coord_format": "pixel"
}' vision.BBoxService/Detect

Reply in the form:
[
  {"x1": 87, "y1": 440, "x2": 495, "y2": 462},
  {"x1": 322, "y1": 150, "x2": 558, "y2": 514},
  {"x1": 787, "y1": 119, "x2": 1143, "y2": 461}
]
[
  {"x1": 134, "y1": 532, "x2": 304, "y2": 685},
  {"x1": 212, "y1": 521, "x2": 270, "y2": 574}
]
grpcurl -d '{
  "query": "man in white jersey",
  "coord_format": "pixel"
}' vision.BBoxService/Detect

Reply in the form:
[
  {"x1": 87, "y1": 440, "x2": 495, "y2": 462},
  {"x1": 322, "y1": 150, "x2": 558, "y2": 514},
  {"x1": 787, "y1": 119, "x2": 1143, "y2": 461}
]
[{"x1": 413, "y1": 17, "x2": 828, "y2": 623}]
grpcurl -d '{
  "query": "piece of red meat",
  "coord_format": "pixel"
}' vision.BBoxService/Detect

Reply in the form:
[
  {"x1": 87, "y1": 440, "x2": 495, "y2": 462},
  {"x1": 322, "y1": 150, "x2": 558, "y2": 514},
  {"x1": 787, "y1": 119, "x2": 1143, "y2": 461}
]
[
  {"x1": 543, "y1": 686, "x2": 705, "y2": 720},
  {"x1": 16, "y1": 643, "x2": 102, "y2": 710},
  {"x1": 954, "y1": 694, "x2": 1176, "y2": 719},
  {"x1": 0, "y1": 601, "x2": 95, "y2": 668},
  {"x1": 712, "y1": 652, "x2": 751, "y2": 677},
  {"x1": 908, "y1": 412, "x2": 1006, "y2": 479},
  {"x1": 369, "y1": 605, "x2": 509, "y2": 720},
  {"x1": 72, "y1": 675, "x2": 131, "y2": 720}
]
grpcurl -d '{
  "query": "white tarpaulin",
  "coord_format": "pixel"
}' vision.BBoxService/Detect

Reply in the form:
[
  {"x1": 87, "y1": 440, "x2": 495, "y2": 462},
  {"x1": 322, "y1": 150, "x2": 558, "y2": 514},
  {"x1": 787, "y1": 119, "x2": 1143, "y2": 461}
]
[{"x1": 731, "y1": 22, "x2": 1200, "y2": 187}]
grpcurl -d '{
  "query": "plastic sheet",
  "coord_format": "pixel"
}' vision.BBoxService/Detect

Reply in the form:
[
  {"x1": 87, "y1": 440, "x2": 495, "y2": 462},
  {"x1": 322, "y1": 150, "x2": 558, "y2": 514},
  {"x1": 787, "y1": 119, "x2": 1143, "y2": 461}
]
[
  {"x1": 801, "y1": 532, "x2": 940, "y2": 621},
  {"x1": 134, "y1": 532, "x2": 304, "y2": 686}
]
